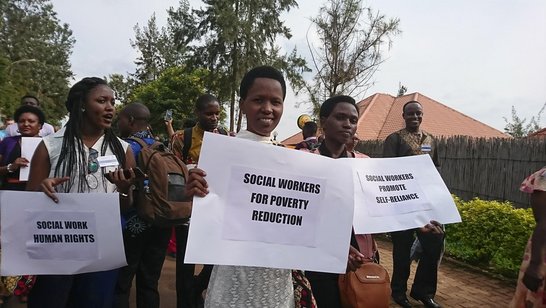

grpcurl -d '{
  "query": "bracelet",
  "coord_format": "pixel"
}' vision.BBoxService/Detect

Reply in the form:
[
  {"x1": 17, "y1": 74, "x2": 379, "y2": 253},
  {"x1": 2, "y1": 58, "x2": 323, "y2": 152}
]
[{"x1": 6, "y1": 164, "x2": 14, "y2": 173}]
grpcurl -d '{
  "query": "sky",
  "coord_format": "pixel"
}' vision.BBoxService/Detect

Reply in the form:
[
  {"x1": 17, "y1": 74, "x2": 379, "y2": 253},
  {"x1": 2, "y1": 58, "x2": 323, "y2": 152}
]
[{"x1": 49, "y1": 0, "x2": 546, "y2": 140}]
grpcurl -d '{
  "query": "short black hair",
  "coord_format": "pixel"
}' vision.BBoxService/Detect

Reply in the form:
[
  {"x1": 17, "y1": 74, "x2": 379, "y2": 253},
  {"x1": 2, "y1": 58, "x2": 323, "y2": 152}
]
[
  {"x1": 119, "y1": 102, "x2": 150, "y2": 123},
  {"x1": 402, "y1": 100, "x2": 422, "y2": 113},
  {"x1": 20, "y1": 95, "x2": 40, "y2": 106},
  {"x1": 195, "y1": 94, "x2": 219, "y2": 111},
  {"x1": 239, "y1": 66, "x2": 286, "y2": 100},
  {"x1": 302, "y1": 121, "x2": 318, "y2": 139},
  {"x1": 320, "y1": 95, "x2": 358, "y2": 118},
  {"x1": 14, "y1": 105, "x2": 45, "y2": 125}
]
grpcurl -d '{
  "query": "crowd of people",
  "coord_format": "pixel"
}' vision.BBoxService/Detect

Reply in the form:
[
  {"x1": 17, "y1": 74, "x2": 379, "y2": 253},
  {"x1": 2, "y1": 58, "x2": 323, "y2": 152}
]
[{"x1": 0, "y1": 65, "x2": 541, "y2": 308}]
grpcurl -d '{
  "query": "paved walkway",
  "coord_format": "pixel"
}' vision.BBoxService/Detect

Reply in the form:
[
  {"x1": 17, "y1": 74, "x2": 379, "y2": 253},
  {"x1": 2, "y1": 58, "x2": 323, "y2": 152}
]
[
  {"x1": 139, "y1": 239, "x2": 517, "y2": 307},
  {"x1": 376, "y1": 240, "x2": 515, "y2": 307}
]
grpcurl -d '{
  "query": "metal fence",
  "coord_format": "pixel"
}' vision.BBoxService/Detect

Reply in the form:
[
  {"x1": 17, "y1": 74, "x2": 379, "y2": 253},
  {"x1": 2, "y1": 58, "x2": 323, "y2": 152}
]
[{"x1": 355, "y1": 136, "x2": 546, "y2": 208}]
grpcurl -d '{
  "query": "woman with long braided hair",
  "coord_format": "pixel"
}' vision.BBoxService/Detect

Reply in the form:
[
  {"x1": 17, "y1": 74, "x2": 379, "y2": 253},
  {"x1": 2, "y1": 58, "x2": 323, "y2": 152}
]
[{"x1": 26, "y1": 77, "x2": 137, "y2": 307}]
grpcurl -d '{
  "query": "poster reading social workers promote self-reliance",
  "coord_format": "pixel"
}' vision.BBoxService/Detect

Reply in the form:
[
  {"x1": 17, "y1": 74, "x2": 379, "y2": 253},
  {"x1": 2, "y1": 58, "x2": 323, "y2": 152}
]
[{"x1": 348, "y1": 154, "x2": 461, "y2": 234}]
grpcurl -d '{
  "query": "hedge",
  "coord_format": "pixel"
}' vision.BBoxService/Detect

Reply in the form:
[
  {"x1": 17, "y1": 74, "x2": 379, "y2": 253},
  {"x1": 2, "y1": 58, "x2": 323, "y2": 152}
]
[{"x1": 445, "y1": 196, "x2": 535, "y2": 279}]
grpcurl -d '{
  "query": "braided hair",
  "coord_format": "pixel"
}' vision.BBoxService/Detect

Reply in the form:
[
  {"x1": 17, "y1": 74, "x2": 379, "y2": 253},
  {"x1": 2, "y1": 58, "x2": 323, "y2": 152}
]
[{"x1": 55, "y1": 77, "x2": 126, "y2": 193}]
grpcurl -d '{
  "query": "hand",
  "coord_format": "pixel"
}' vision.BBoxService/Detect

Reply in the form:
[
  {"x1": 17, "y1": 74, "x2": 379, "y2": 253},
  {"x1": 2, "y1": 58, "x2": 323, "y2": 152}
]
[
  {"x1": 185, "y1": 168, "x2": 208, "y2": 198},
  {"x1": 347, "y1": 245, "x2": 365, "y2": 272},
  {"x1": 523, "y1": 265, "x2": 543, "y2": 292},
  {"x1": 523, "y1": 272, "x2": 542, "y2": 293},
  {"x1": 11, "y1": 157, "x2": 30, "y2": 170},
  {"x1": 420, "y1": 220, "x2": 444, "y2": 236},
  {"x1": 40, "y1": 177, "x2": 70, "y2": 203},
  {"x1": 105, "y1": 168, "x2": 135, "y2": 194},
  {"x1": 164, "y1": 119, "x2": 173, "y2": 126}
]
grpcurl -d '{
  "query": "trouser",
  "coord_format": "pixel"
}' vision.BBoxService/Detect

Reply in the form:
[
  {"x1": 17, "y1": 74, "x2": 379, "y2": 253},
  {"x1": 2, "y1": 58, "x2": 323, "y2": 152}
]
[
  {"x1": 28, "y1": 270, "x2": 118, "y2": 308},
  {"x1": 175, "y1": 225, "x2": 214, "y2": 308},
  {"x1": 390, "y1": 228, "x2": 444, "y2": 298},
  {"x1": 305, "y1": 271, "x2": 341, "y2": 308},
  {"x1": 175, "y1": 225, "x2": 196, "y2": 308},
  {"x1": 113, "y1": 224, "x2": 171, "y2": 308}
]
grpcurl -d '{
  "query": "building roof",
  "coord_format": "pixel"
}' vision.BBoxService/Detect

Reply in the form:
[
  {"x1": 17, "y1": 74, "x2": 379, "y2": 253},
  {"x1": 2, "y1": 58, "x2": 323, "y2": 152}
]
[
  {"x1": 527, "y1": 127, "x2": 546, "y2": 138},
  {"x1": 282, "y1": 92, "x2": 509, "y2": 145}
]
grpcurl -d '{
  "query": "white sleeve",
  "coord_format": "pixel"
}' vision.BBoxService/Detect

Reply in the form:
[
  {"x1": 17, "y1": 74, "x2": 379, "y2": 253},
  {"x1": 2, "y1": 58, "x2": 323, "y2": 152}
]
[
  {"x1": 39, "y1": 123, "x2": 56, "y2": 137},
  {"x1": 5, "y1": 123, "x2": 19, "y2": 137}
]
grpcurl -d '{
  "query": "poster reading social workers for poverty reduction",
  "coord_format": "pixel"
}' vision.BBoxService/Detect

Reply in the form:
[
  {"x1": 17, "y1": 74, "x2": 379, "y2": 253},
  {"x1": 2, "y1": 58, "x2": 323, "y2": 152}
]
[
  {"x1": 348, "y1": 154, "x2": 461, "y2": 234},
  {"x1": 185, "y1": 133, "x2": 355, "y2": 274},
  {"x1": 223, "y1": 165, "x2": 325, "y2": 247},
  {"x1": 1, "y1": 191, "x2": 126, "y2": 275}
]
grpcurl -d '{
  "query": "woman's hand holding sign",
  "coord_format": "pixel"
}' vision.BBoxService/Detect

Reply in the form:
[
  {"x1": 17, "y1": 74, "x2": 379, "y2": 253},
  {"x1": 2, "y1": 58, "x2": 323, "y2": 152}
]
[
  {"x1": 419, "y1": 220, "x2": 444, "y2": 237},
  {"x1": 39, "y1": 177, "x2": 70, "y2": 203},
  {"x1": 185, "y1": 167, "x2": 209, "y2": 198},
  {"x1": 347, "y1": 245, "x2": 365, "y2": 272}
]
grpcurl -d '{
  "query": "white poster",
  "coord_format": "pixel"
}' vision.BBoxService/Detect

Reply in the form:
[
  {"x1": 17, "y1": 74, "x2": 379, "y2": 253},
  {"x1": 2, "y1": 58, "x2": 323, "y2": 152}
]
[
  {"x1": 348, "y1": 155, "x2": 461, "y2": 234},
  {"x1": 185, "y1": 133, "x2": 354, "y2": 274},
  {"x1": 1, "y1": 191, "x2": 127, "y2": 275},
  {"x1": 19, "y1": 137, "x2": 41, "y2": 181}
]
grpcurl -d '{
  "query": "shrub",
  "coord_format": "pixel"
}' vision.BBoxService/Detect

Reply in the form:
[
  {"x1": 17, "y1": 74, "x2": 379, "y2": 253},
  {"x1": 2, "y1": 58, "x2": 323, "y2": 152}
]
[{"x1": 445, "y1": 196, "x2": 535, "y2": 279}]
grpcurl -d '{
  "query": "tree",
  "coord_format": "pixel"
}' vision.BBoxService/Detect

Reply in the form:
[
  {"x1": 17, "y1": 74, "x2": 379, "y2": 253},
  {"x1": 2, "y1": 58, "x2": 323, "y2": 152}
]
[
  {"x1": 130, "y1": 66, "x2": 209, "y2": 137},
  {"x1": 128, "y1": 0, "x2": 309, "y2": 132},
  {"x1": 397, "y1": 82, "x2": 407, "y2": 97},
  {"x1": 0, "y1": 0, "x2": 74, "y2": 124},
  {"x1": 131, "y1": 14, "x2": 187, "y2": 84},
  {"x1": 503, "y1": 104, "x2": 545, "y2": 138},
  {"x1": 185, "y1": 0, "x2": 309, "y2": 131},
  {"x1": 305, "y1": 0, "x2": 400, "y2": 117},
  {"x1": 105, "y1": 73, "x2": 135, "y2": 105}
]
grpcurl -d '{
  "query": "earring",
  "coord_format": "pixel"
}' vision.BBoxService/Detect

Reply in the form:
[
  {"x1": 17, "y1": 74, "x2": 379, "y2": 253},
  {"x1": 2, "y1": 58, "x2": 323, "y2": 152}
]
[{"x1": 81, "y1": 108, "x2": 86, "y2": 113}]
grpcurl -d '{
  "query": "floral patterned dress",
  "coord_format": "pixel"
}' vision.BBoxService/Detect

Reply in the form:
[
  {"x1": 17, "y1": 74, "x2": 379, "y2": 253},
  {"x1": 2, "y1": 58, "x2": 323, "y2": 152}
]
[{"x1": 510, "y1": 167, "x2": 546, "y2": 308}]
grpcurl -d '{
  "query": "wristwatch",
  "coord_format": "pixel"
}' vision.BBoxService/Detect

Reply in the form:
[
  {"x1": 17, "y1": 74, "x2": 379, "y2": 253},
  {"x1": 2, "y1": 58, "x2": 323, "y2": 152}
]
[{"x1": 6, "y1": 163, "x2": 14, "y2": 173}]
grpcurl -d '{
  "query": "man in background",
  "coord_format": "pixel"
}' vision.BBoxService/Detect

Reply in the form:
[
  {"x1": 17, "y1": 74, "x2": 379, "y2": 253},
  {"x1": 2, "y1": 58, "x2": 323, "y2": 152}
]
[
  {"x1": 169, "y1": 94, "x2": 228, "y2": 308},
  {"x1": 294, "y1": 121, "x2": 319, "y2": 150},
  {"x1": 114, "y1": 103, "x2": 171, "y2": 308},
  {"x1": 383, "y1": 100, "x2": 443, "y2": 308}
]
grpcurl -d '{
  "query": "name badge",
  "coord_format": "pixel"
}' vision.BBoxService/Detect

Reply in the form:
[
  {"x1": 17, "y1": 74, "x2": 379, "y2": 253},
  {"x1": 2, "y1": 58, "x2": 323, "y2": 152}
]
[
  {"x1": 97, "y1": 155, "x2": 119, "y2": 167},
  {"x1": 421, "y1": 144, "x2": 432, "y2": 152}
]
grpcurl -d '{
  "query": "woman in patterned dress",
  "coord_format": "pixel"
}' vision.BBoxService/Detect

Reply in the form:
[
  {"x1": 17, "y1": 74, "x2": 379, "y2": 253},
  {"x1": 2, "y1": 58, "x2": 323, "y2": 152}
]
[
  {"x1": 510, "y1": 168, "x2": 546, "y2": 308},
  {"x1": 185, "y1": 66, "x2": 295, "y2": 308}
]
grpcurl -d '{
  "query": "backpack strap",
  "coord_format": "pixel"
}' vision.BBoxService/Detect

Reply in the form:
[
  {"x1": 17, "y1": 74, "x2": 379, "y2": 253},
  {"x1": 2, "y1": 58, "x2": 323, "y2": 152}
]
[{"x1": 182, "y1": 127, "x2": 192, "y2": 163}]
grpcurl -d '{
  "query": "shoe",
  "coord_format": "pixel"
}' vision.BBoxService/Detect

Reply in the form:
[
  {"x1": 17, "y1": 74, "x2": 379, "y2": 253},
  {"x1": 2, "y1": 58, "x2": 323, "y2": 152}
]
[
  {"x1": 392, "y1": 295, "x2": 412, "y2": 308},
  {"x1": 410, "y1": 293, "x2": 441, "y2": 308}
]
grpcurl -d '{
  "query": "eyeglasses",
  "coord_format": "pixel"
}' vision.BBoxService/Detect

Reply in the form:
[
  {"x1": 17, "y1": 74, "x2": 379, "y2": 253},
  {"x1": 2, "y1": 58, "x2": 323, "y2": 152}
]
[{"x1": 88, "y1": 148, "x2": 99, "y2": 174}]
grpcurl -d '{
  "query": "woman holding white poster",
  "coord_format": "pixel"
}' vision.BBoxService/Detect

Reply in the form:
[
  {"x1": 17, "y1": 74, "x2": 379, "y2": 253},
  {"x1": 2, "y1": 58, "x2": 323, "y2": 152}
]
[
  {"x1": 25, "y1": 77, "x2": 137, "y2": 308},
  {"x1": 0, "y1": 105, "x2": 45, "y2": 191},
  {"x1": 299, "y1": 95, "x2": 370, "y2": 307},
  {"x1": 185, "y1": 66, "x2": 306, "y2": 307},
  {"x1": 0, "y1": 106, "x2": 45, "y2": 307}
]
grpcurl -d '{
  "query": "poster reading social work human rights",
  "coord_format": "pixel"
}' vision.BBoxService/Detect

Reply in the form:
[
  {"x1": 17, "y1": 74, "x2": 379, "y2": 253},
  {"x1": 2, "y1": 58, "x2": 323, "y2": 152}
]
[
  {"x1": 185, "y1": 132, "x2": 355, "y2": 274},
  {"x1": 347, "y1": 154, "x2": 461, "y2": 234},
  {"x1": 0, "y1": 191, "x2": 126, "y2": 275}
]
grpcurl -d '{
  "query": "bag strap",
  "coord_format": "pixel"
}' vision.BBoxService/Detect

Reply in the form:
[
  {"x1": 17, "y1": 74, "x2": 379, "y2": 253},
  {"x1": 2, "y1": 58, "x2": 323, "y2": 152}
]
[{"x1": 182, "y1": 127, "x2": 192, "y2": 163}]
